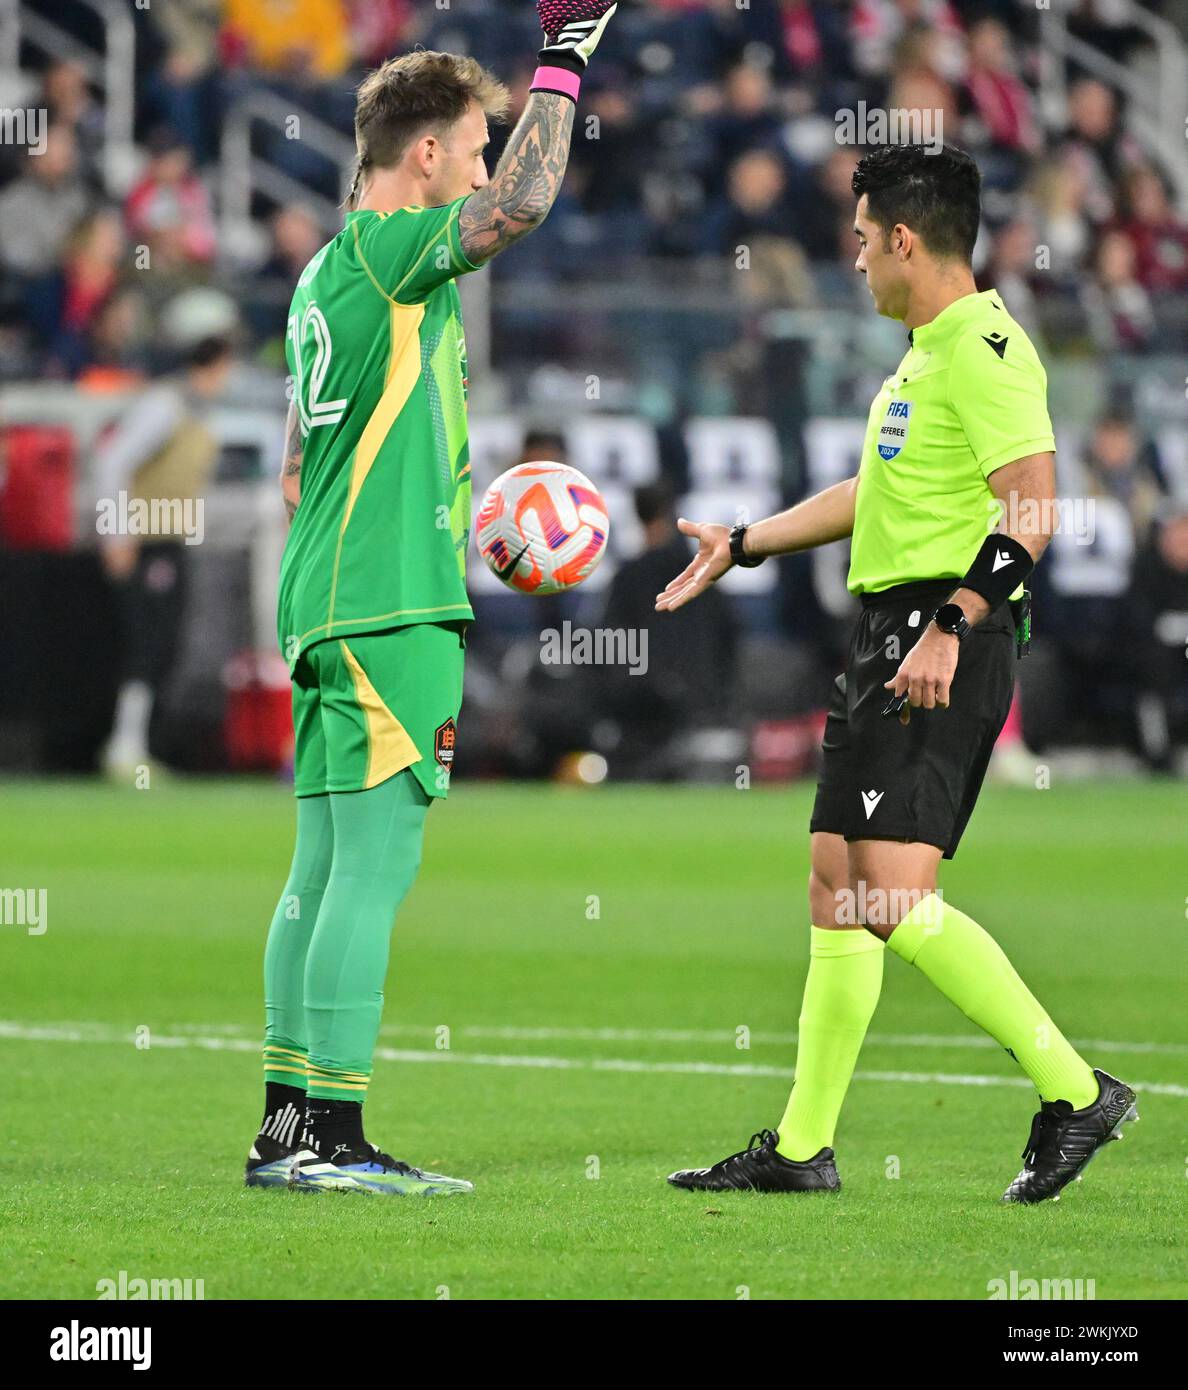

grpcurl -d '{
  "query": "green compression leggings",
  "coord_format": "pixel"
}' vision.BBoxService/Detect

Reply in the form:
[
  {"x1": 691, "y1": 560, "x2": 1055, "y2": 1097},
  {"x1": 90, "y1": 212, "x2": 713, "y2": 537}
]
[{"x1": 263, "y1": 769, "x2": 430, "y2": 1101}]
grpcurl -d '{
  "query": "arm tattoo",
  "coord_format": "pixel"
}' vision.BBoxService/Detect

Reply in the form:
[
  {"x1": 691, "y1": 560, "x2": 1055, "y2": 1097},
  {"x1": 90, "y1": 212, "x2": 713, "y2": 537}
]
[
  {"x1": 281, "y1": 400, "x2": 302, "y2": 524},
  {"x1": 459, "y1": 93, "x2": 575, "y2": 265}
]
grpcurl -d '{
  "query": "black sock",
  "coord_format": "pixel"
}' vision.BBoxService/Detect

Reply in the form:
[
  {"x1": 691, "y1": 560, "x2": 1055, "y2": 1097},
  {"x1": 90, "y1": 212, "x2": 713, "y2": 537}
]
[
  {"x1": 259, "y1": 1082, "x2": 306, "y2": 1150},
  {"x1": 306, "y1": 1098, "x2": 366, "y2": 1159}
]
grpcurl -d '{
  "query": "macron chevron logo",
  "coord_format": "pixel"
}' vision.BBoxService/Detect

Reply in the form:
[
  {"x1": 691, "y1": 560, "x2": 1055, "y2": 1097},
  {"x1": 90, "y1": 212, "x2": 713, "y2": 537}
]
[
  {"x1": 861, "y1": 789, "x2": 884, "y2": 820},
  {"x1": 991, "y1": 549, "x2": 1014, "y2": 573}
]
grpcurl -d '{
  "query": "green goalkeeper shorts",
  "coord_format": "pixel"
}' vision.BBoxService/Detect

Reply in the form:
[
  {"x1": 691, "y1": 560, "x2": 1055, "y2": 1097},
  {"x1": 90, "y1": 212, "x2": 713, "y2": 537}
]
[{"x1": 290, "y1": 621, "x2": 466, "y2": 800}]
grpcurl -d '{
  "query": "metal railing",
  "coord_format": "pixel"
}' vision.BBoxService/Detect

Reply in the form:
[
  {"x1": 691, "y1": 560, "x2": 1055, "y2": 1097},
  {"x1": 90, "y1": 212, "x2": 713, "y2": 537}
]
[
  {"x1": 15, "y1": 0, "x2": 135, "y2": 195},
  {"x1": 1039, "y1": 0, "x2": 1188, "y2": 211},
  {"x1": 218, "y1": 87, "x2": 356, "y2": 242}
]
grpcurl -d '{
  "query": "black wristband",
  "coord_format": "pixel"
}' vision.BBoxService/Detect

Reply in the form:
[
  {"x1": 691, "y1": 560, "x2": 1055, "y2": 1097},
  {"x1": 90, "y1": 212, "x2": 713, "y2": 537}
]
[
  {"x1": 959, "y1": 533, "x2": 1034, "y2": 610},
  {"x1": 729, "y1": 522, "x2": 764, "y2": 568},
  {"x1": 537, "y1": 47, "x2": 585, "y2": 75}
]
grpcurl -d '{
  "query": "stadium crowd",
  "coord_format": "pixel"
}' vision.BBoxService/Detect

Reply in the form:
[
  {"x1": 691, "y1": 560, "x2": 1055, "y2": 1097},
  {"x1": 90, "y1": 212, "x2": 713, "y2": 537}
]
[
  {"x1": 1, "y1": 0, "x2": 1186, "y2": 776},
  {"x1": 4, "y1": 0, "x2": 1188, "y2": 380}
]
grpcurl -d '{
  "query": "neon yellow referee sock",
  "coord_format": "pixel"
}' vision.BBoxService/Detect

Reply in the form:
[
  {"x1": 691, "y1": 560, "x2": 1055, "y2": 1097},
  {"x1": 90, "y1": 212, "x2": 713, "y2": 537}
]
[
  {"x1": 888, "y1": 897, "x2": 1098, "y2": 1110},
  {"x1": 776, "y1": 927, "x2": 885, "y2": 1161}
]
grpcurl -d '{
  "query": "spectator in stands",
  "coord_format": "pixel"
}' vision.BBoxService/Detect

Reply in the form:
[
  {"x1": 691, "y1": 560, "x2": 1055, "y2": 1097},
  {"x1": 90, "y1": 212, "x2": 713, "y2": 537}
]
[
  {"x1": 700, "y1": 63, "x2": 785, "y2": 198},
  {"x1": 1058, "y1": 77, "x2": 1140, "y2": 226},
  {"x1": 886, "y1": 28, "x2": 963, "y2": 148},
  {"x1": 848, "y1": 0, "x2": 964, "y2": 81},
  {"x1": 144, "y1": 50, "x2": 219, "y2": 167},
  {"x1": 147, "y1": 0, "x2": 221, "y2": 75},
  {"x1": 984, "y1": 217, "x2": 1044, "y2": 345},
  {"x1": 569, "y1": 76, "x2": 649, "y2": 223},
  {"x1": 52, "y1": 207, "x2": 127, "y2": 377},
  {"x1": 0, "y1": 123, "x2": 91, "y2": 279},
  {"x1": 41, "y1": 60, "x2": 105, "y2": 181},
  {"x1": 1129, "y1": 503, "x2": 1188, "y2": 771},
  {"x1": 964, "y1": 18, "x2": 1036, "y2": 151},
  {"x1": 270, "y1": 206, "x2": 326, "y2": 273},
  {"x1": 0, "y1": 124, "x2": 93, "y2": 348},
  {"x1": 247, "y1": 203, "x2": 326, "y2": 346},
  {"x1": 221, "y1": 0, "x2": 352, "y2": 83},
  {"x1": 1082, "y1": 228, "x2": 1156, "y2": 354},
  {"x1": 1113, "y1": 165, "x2": 1188, "y2": 295},
  {"x1": 650, "y1": 0, "x2": 754, "y2": 94},
  {"x1": 95, "y1": 335, "x2": 234, "y2": 776},
  {"x1": 1025, "y1": 157, "x2": 1092, "y2": 284},
  {"x1": 345, "y1": 0, "x2": 419, "y2": 69},
  {"x1": 798, "y1": 147, "x2": 861, "y2": 266},
  {"x1": 124, "y1": 129, "x2": 218, "y2": 272},
  {"x1": 594, "y1": 481, "x2": 740, "y2": 776},
  {"x1": 712, "y1": 152, "x2": 818, "y2": 331},
  {"x1": 702, "y1": 148, "x2": 798, "y2": 259},
  {"x1": 76, "y1": 287, "x2": 151, "y2": 393},
  {"x1": 520, "y1": 429, "x2": 568, "y2": 464},
  {"x1": 141, "y1": 0, "x2": 221, "y2": 162},
  {"x1": 1081, "y1": 408, "x2": 1168, "y2": 543},
  {"x1": 745, "y1": 0, "x2": 855, "y2": 92}
]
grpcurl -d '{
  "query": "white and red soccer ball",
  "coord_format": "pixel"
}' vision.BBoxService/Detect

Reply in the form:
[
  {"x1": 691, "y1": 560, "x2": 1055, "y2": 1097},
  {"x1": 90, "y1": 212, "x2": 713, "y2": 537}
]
[{"x1": 476, "y1": 462, "x2": 610, "y2": 594}]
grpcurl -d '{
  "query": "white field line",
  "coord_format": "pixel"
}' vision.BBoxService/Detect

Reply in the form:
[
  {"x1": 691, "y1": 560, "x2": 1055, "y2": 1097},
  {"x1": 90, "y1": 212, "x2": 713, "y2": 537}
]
[
  {"x1": 17, "y1": 1018, "x2": 1188, "y2": 1057},
  {"x1": 372, "y1": 1023, "x2": 1188, "y2": 1058},
  {"x1": 1, "y1": 1020, "x2": 1185, "y2": 1098}
]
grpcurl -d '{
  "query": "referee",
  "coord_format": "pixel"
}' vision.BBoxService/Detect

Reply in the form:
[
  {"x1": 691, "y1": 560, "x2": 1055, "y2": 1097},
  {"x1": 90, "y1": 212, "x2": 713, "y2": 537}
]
[{"x1": 658, "y1": 145, "x2": 1137, "y2": 1204}]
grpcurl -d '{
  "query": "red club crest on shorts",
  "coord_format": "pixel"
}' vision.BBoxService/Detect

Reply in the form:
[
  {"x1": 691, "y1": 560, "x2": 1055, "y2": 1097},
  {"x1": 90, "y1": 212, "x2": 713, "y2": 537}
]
[{"x1": 434, "y1": 718, "x2": 457, "y2": 770}]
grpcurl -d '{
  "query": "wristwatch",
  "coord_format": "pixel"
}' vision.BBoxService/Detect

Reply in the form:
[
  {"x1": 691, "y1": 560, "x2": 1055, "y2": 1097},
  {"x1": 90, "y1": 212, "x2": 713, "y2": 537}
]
[
  {"x1": 932, "y1": 603, "x2": 971, "y2": 641},
  {"x1": 728, "y1": 522, "x2": 764, "y2": 568}
]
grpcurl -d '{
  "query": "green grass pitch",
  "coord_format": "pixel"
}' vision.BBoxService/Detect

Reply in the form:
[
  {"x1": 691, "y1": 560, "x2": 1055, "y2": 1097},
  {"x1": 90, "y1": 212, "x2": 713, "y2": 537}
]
[{"x1": 1, "y1": 777, "x2": 1185, "y2": 1300}]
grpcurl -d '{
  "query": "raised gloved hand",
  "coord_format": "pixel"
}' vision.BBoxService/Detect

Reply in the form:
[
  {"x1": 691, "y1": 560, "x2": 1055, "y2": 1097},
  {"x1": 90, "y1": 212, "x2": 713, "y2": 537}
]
[{"x1": 536, "y1": 0, "x2": 618, "y2": 73}]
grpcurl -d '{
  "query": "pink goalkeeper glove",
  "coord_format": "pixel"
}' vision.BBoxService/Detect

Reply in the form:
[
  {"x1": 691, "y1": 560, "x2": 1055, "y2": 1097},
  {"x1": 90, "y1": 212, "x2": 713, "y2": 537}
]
[{"x1": 532, "y1": 0, "x2": 618, "y2": 100}]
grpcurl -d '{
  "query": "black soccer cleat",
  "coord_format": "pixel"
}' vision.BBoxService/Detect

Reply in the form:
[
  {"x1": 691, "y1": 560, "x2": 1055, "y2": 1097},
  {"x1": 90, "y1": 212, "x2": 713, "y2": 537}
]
[
  {"x1": 1002, "y1": 1069, "x2": 1138, "y2": 1205},
  {"x1": 667, "y1": 1129, "x2": 841, "y2": 1193}
]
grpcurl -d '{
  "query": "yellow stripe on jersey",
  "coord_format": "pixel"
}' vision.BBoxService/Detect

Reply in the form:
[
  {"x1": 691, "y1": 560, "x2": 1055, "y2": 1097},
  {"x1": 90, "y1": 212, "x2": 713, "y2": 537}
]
[
  {"x1": 340, "y1": 639, "x2": 422, "y2": 789},
  {"x1": 342, "y1": 298, "x2": 424, "y2": 534},
  {"x1": 324, "y1": 298, "x2": 424, "y2": 630}
]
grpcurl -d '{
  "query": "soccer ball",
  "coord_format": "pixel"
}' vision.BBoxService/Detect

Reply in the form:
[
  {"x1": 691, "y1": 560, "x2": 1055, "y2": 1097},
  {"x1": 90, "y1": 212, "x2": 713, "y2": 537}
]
[{"x1": 475, "y1": 462, "x2": 610, "y2": 594}]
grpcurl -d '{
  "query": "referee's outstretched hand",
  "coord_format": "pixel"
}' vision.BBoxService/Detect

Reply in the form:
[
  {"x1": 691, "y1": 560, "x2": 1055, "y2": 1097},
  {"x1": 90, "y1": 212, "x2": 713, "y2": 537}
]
[
  {"x1": 883, "y1": 623, "x2": 960, "y2": 725},
  {"x1": 655, "y1": 518, "x2": 733, "y2": 613}
]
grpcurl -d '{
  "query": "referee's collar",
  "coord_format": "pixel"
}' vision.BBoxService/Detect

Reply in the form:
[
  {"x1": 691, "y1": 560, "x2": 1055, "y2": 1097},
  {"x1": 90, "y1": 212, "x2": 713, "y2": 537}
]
[{"x1": 908, "y1": 288, "x2": 1003, "y2": 349}]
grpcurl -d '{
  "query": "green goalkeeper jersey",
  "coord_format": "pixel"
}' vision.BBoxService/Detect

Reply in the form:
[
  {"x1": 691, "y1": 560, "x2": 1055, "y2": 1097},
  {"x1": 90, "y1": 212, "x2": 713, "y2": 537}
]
[
  {"x1": 278, "y1": 196, "x2": 480, "y2": 666},
  {"x1": 848, "y1": 288, "x2": 1055, "y2": 596}
]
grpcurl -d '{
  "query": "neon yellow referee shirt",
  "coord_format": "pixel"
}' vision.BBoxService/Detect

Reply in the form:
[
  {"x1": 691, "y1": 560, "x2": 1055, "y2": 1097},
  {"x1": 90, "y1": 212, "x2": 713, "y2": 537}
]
[{"x1": 847, "y1": 288, "x2": 1055, "y2": 595}]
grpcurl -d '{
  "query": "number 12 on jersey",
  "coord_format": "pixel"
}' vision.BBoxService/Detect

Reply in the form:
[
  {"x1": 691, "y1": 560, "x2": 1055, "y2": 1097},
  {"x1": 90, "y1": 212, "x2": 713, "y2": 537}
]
[{"x1": 287, "y1": 303, "x2": 347, "y2": 433}]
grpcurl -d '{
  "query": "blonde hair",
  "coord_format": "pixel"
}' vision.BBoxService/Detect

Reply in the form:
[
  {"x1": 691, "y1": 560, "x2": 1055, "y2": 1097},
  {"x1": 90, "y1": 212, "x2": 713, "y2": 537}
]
[{"x1": 348, "y1": 50, "x2": 510, "y2": 207}]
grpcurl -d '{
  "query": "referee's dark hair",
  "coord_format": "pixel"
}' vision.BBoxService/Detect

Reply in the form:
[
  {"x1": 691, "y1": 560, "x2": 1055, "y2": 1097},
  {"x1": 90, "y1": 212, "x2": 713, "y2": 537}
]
[{"x1": 852, "y1": 144, "x2": 981, "y2": 263}]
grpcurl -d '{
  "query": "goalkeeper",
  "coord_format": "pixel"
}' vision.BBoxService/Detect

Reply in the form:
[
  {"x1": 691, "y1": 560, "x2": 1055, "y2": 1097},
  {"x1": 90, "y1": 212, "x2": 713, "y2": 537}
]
[{"x1": 246, "y1": 2, "x2": 619, "y2": 1196}]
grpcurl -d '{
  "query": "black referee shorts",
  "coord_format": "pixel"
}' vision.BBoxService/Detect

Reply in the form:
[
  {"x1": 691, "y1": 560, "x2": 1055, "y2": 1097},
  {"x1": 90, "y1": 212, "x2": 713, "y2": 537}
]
[{"x1": 809, "y1": 579, "x2": 1015, "y2": 859}]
